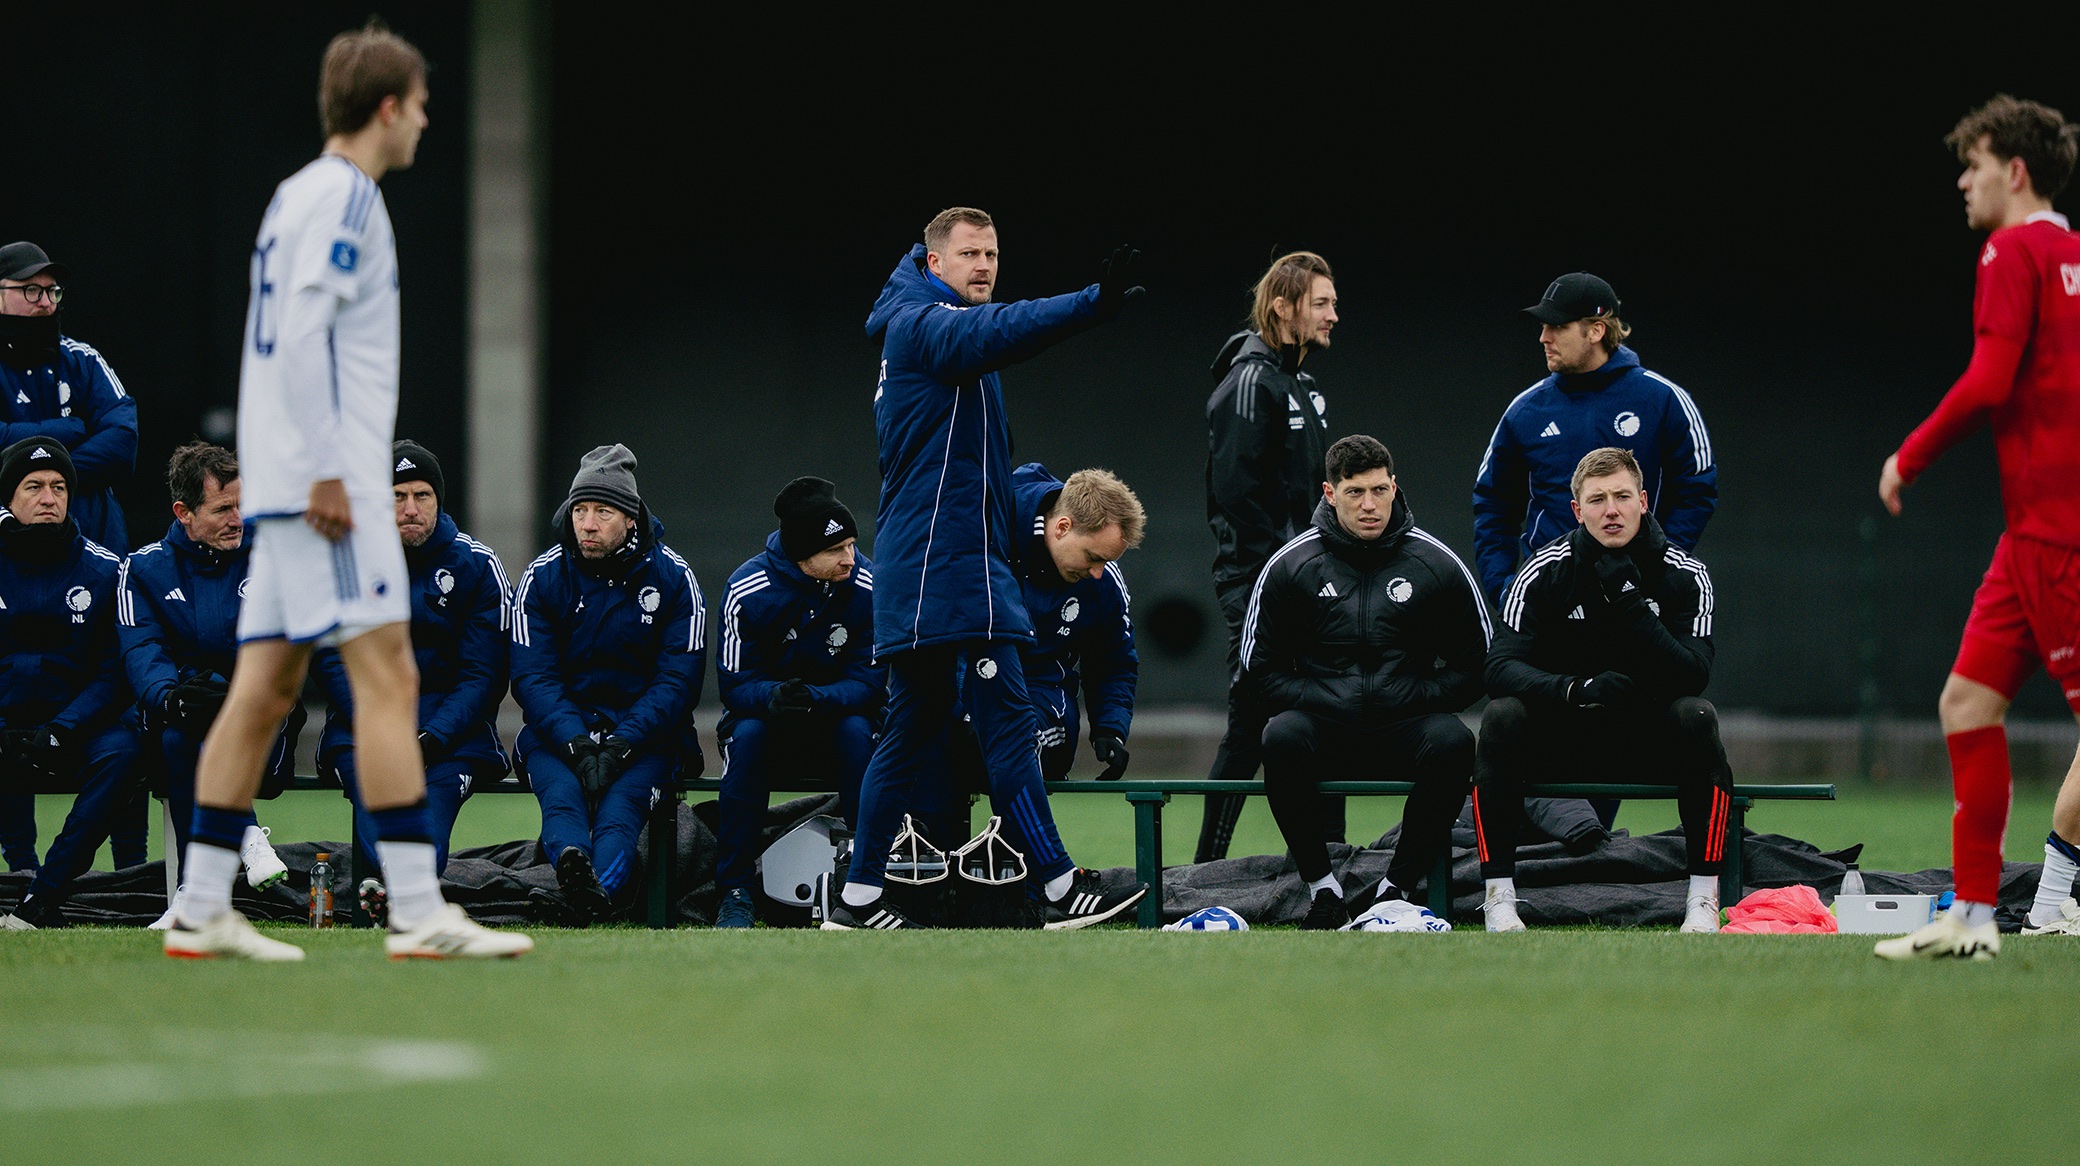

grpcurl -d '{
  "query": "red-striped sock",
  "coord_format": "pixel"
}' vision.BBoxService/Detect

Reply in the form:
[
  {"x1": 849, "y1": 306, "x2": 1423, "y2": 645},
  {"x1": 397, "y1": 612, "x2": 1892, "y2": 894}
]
[{"x1": 1947, "y1": 725, "x2": 2011, "y2": 906}]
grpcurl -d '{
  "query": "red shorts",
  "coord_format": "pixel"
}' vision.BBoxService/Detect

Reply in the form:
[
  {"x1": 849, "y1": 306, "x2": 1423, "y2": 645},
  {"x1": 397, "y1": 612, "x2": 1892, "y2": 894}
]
[{"x1": 1954, "y1": 534, "x2": 2080, "y2": 711}]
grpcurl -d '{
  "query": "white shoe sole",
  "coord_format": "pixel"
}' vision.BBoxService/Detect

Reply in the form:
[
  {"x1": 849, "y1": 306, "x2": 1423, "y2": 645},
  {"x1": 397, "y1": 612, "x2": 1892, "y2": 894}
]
[
  {"x1": 383, "y1": 905, "x2": 533, "y2": 959},
  {"x1": 163, "y1": 913, "x2": 306, "y2": 962}
]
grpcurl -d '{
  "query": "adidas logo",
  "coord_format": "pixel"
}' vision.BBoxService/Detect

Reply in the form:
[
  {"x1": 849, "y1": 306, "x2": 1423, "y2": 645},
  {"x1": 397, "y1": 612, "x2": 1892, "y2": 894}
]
[
  {"x1": 395, "y1": 457, "x2": 416, "y2": 472},
  {"x1": 1620, "y1": 580, "x2": 1635, "y2": 592},
  {"x1": 164, "y1": 588, "x2": 187, "y2": 602},
  {"x1": 823, "y1": 518, "x2": 844, "y2": 536},
  {"x1": 13, "y1": 391, "x2": 26, "y2": 405},
  {"x1": 28, "y1": 448, "x2": 51, "y2": 460},
  {"x1": 1568, "y1": 605, "x2": 1586, "y2": 620},
  {"x1": 0, "y1": 594, "x2": 7, "y2": 609},
  {"x1": 1540, "y1": 422, "x2": 1561, "y2": 438},
  {"x1": 1318, "y1": 582, "x2": 1338, "y2": 598}
]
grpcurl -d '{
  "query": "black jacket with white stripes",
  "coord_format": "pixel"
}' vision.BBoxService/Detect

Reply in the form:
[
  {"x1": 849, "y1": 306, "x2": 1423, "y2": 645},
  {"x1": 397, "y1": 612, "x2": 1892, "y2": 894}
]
[
  {"x1": 1205, "y1": 332, "x2": 1331, "y2": 596},
  {"x1": 1241, "y1": 493, "x2": 1491, "y2": 729},
  {"x1": 1485, "y1": 514, "x2": 1713, "y2": 710}
]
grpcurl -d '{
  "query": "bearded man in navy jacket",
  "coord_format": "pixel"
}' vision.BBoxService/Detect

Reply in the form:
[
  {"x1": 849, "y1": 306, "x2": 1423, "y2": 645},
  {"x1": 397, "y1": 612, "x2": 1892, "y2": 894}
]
[
  {"x1": 314, "y1": 442, "x2": 510, "y2": 913},
  {"x1": 711, "y1": 477, "x2": 882, "y2": 928},
  {"x1": 0, "y1": 437, "x2": 139, "y2": 929},
  {"x1": 512, "y1": 445, "x2": 704, "y2": 924},
  {"x1": 825, "y1": 206, "x2": 1147, "y2": 931}
]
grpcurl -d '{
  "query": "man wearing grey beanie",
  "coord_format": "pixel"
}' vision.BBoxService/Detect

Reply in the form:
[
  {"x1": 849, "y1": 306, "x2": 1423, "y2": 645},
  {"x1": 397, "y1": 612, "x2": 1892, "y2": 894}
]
[{"x1": 509, "y1": 444, "x2": 707, "y2": 923}]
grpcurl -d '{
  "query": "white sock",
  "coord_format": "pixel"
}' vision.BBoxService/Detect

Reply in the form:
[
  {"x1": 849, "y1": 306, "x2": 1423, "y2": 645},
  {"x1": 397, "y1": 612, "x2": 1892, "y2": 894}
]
[
  {"x1": 175, "y1": 843, "x2": 241, "y2": 927},
  {"x1": 1689, "y1": 874, "x2": 1719, "y2": 901},
  {"x1": 375, "y1": 841, "x2": 444, "y2": 931},
  {"x1": 1957, "y1": 900, "x2": 1997, "y2": 928},
  {"x1": 840, "y1": 882, "x2": 882, "y2": 908},
  {"x1": 1307, "y1": 874, "x2": 1342, "y2": 898},
  {"x1": 1043, "y1": 870, "x2": 1076, "y2": 902},
  {"x1": 1485, "y1": 877, "x2": 1516, "y2": 901},
  {"x1": 2030, "y1": 836, "x2": 2080, "y2": 924}
]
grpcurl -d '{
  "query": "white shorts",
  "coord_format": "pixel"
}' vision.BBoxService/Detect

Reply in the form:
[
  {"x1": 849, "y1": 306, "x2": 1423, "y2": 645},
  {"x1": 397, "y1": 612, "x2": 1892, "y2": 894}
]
[{"x1": 237, "y1": 503, "x2": 410, "y2": 647}]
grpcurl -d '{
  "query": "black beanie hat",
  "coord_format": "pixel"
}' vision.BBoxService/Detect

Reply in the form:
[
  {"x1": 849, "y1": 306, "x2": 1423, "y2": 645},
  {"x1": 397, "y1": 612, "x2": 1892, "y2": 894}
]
[
  {"x1": 0, "y1": 436, "x2": 76, "y2": 504},
  {"x1": 392, "y1": 439, "x2": 445, "y2": 507},
  {"x1": 775, "y1": 476, "x2": 857, "y2": 562}
]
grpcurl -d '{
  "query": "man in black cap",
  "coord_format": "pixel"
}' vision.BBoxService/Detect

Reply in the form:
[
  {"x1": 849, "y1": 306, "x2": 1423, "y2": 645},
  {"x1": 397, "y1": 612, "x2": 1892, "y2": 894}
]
[
  {"x1": 0, "y1": 437, "x2": 141, "y2": 929},
  {"x1": 310, "y1": 440, "x2": 514, "y2": 921},
  {"x1": 0, "y1": 242, "x2": 139, "y2": 554},
  {"x1": 711, "y1": 476, "x2": 882, "y2": 927},
  {"x1": 510, "y1": 444, "x2": 706, "y2": 923}
]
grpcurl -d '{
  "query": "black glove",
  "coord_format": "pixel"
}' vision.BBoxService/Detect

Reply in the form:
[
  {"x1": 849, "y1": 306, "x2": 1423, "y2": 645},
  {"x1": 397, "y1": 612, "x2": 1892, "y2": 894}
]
[
  {"x1": 1568, "y1": 672, "x2": 1636, "y2": 709},
  {"x1": 596, "y1": 735, "x2": 633, "y2": 785},
  {"x1": 768, "y1": 679, "x2": 814, "y2": 716},
  {"x1": 417, "y1": 729, "x2": 450, "y2": 763},
  {"x1": 18, "y1": 725, "x2": 73, "y2": 778},
  {"x1": 1091, "y1": 730, "x2": 1130, "y2": 781},
  {"x1": 565, "y1": 735, "x2": 608, "y2": 801},
  {"x1": 166, "y1": 677, "x2": 230, "y2": 731},
  {"x1": 1593, "y1": 552, "x2": 1644, "y2": 604},
  {"x1": 1094, "y1": 244, "x2": 1145, "y2": 317}
]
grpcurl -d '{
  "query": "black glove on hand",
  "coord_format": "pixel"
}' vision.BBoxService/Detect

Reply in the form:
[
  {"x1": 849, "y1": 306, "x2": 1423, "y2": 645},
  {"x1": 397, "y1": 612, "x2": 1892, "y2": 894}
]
[
  {"x1": 167, "y1": 678, "x2": 230, "y2": 731},
  {"x1": 1095, "y1": 244, "x2": 1145, "y2": 317},
  {"x1": 1091, "y1": 730, "x2": 1130, "y2": 781},
  {"x1": 768, "y1": 680, "x2": 814, "y2": 716},
  {"x1": 20, "y1": 726, "x2": 72, "y2": 778},
  {"x1": 417, "y1": 730, "x2": 449, "y2": 763},
  {"x1": 596, "y1": 735, "x2": 633, "y2": 785},
  {"x1": 565, "y1": 735, "x2": 608, "y2": 801},
  {"x1": 1593, "y1": 552, "x2": 1644, "y2": 604},
  {"x1": 1568, "y1": 672, "x2": 1637, "y2": 709}
]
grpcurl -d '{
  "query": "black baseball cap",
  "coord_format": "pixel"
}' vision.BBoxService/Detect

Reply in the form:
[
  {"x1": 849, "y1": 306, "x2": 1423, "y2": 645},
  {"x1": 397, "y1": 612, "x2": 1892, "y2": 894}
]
[
  {"x1": 1524, "y1": 272, "x2": 1619, "y2": 324},
  {"x1": 0, "y1": 242, "x2": 65, "y2": 284}
]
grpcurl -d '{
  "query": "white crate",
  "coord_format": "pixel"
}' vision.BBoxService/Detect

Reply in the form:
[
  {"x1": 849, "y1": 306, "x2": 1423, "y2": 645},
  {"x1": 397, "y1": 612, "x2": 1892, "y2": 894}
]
[{"x1": 1833, "y1": 893, "x2": 1937, "y2": 934}]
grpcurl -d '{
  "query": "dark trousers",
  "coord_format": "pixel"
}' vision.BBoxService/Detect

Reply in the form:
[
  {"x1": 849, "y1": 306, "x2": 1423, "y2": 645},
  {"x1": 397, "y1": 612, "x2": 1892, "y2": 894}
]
[
  {"x1": 1472, "y1": 696, "x2": 1732, "y2": 878},
  {"x1": 326, "y1": 749, "x2": 473, "y2": 879},
  {"x1": 0, "y1": 792, "x2": 36, "y2": 870},
  {"x1": 522, "y1": 729, "x2": 676, "y2": 899},
  {"x1": 22, "y1": 724, "x2": 142, "y2": 901},
  {"x1": 1198, "y1": 583, "x2": 1347, "y2": 861},
  {"x1": 716, "y1": 712, "x2": 875, "y2": 893},
  {"x1": 1261, "y1": 710, "x2": 1472, "y2": 886},
  {"x1": 848, "y1": 641, "x2": 1074, "y2": 890}
]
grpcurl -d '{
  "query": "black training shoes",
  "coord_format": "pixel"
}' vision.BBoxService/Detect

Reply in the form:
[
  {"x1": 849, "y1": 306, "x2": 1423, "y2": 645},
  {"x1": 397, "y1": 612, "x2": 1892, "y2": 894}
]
[
  {"x1": 1043, "y1": 869, "x2": 1148, "y2": 930},
  {"x1": 554, "y1": 848, "x2": 611, "y2": 925},
  {"x1": 820, "y1": 898, "x2": 925, "y2": 930},
  {"x1": 1301, "y1": 888, "x2": 1349, "y2": 931}
]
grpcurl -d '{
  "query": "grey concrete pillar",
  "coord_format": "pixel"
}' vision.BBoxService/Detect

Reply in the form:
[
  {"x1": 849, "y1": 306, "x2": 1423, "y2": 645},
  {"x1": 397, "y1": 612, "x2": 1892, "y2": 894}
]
[{"x1": 467, "y1": 0, "x2": 546, "y2": 568}]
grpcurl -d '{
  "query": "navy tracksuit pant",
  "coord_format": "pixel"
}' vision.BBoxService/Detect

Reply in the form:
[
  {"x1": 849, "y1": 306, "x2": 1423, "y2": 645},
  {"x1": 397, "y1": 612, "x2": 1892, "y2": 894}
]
[
  {"x1": 848, "y1": 641, "x2": 1073, "y2": 890},
  {"x1": 324, "y1": 749, "x2": 472, "y2": 879},
  {"x1": 716, "y1": 712, "x2": 874, "y2": 893},
  {"x1": 522, "y1": 729, "x2": 674, "y2": 899},
  {"x1": 17, "y1": 724, "x2": 142, "y2": 901}
]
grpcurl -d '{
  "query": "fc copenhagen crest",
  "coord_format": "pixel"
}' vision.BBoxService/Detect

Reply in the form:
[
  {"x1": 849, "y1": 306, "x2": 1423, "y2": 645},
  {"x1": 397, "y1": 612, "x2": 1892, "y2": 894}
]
[
  {"x1": 65, "y1": 586, "x2": 93, "y2": 613},
  {"x1": 638, "y1": 586, "x2": 662, "y2": 613}
]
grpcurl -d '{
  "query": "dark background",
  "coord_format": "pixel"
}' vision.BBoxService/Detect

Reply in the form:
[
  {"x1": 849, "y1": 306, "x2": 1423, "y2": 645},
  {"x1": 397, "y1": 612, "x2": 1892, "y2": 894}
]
[{"x1": 7, "y1": 8, "x2": 2076, "y2": 716}]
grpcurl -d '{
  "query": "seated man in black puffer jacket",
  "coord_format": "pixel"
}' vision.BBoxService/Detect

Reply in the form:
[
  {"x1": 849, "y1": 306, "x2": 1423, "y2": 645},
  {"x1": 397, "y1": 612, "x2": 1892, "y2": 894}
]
[{"x1": 1241, "y1": 434, "x2": 1491, "y2": 930}]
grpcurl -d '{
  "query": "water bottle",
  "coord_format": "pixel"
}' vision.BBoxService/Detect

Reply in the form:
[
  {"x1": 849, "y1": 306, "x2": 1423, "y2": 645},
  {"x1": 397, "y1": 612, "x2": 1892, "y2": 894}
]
[
  {"x1": 1839, "y1": 863, "x2": 1864, "y2": 898},
  {"x1": 309, "y1": 852, "x2": 333, "y2": 928}
]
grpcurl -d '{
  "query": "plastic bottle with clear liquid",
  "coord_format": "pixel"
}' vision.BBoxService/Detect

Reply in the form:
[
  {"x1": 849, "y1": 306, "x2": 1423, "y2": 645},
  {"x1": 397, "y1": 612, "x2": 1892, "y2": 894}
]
[
  {"x1": 309, "y1": 852, "x2": 334, "y2": 928},
  {"x1": 1838, "y1": 863, "x2": 1864, "y2": 899}
]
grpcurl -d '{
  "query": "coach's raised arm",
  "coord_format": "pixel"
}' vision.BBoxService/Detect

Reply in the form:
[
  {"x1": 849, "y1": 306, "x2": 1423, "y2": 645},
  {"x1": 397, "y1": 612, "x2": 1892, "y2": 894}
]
[{"x1": 1475, "y1": 446, "x2": 1726, "y2": 934}]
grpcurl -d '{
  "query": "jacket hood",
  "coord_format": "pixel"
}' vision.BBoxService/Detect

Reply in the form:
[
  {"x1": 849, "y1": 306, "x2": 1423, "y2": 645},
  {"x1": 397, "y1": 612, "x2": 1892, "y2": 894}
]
[
  {"x1": 1567, "y1": 507, "x2": 1670, "y2": 567},
  {"x1": 403, "y1": 511, "x2": 461, "y2": 569},
  {"x1": 1554, "y1": 344, "x2": 1641, "y2": 394},
  {"x1": 162, "y1": 519, "x2": 253, "y2": 572},
  {"x1": 1210, "y1": 331, "x2": 1297, "y2": 381},
  {"x1": 0, "y1": 508, "x2": 81, "y2": 568},
  {"x1": 1310, "y1": 489, "x2": 1415, "y2": 562},
  {"x1": 1012, "y1": 461, "x2": 1066, "y2": 578},
  {"x1": 760, "y1": 529, "x2": 817, "y2": 588},
  {"x1": 865, "y1": 244, "x2": 963, "y2": 344}
]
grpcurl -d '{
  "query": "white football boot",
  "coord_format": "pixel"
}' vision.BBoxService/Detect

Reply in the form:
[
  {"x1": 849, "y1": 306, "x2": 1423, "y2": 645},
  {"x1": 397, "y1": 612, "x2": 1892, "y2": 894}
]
[
  {"x1": 2021, "y1": 897, "x2": 2080, "y2": 936},
  {"x1": 241, "y1": 825, "x2": 289, "y2": 890},
  {"x1": 164, "y1": 910, "x2": 306, "y2": 962},
  {"x1": 1874, "y1": 908, "x2": 1999, "y2": 961},
  {"x1": 384, "y1": 903, "x2": 534, "y2": 960},
  {"x1": 1680, "y1": 894, "x2": 1721, "y2": 933},
  {"x1": 1482, "y1": 887, "x2": 1526, "y2": 932}
]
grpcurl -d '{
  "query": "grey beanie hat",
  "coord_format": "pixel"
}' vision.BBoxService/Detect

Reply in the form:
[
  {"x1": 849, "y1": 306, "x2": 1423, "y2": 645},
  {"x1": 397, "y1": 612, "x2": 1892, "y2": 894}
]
[{"x1": 560, "y1": 443, "x2": 643, "y2": 522}]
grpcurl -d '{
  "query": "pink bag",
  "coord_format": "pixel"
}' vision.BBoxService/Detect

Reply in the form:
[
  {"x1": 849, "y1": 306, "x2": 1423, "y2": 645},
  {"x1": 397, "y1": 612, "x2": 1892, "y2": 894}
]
[{"x1": 1720, "y1": 884, "x2": 1839, "y2": 934}]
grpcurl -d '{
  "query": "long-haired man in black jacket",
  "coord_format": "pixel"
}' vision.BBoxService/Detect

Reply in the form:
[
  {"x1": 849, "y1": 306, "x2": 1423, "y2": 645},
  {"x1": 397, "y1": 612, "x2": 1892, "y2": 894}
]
[
  {"x1": 1198, "y1": 251, "x2": 1338, "y2": 863},
  {"x1": 1474, "y1": 447, "x2": 1729, "y2": 933},
  {"x1": 1242, "y1": 435, "x2": 1490, "y2": 929}
]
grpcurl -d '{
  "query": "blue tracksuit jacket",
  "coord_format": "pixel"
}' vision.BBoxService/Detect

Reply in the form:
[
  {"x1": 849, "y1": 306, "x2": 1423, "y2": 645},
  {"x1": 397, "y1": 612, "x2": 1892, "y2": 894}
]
[
  {"x1": 510, "y1": 509, "x2": 706, "y2": 759},
  {"x1": 1472, "y1": 346, "x2": 1716, "y2": 602},
  {"x1": 0, "y1": 338, "x2": 139, "y2": 551},
  {"x1": 863, "y1": 244, "x2": 1104, "y2": 655},
  {"x1": 0, "y1": 514, "x2": 126, "y2": 734},
  {"x1": 998, "y1": 463, "x2": 1136, "y2": 744},
  {"x1": 116, "y1": 521, "x2": 252, "y2": 710},
  {"x1": 715, "y1": 532, "x2": 881, "y2": 741},
  {"x1": 312, "y1": 512, "x2": 512, "y2": 775}
]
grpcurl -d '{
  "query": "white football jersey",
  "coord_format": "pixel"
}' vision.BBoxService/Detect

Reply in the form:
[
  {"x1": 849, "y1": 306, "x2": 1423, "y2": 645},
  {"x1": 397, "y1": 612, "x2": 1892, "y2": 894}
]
[{"x1": 237, "y1": 154, "x2": 401, "y2": 516}]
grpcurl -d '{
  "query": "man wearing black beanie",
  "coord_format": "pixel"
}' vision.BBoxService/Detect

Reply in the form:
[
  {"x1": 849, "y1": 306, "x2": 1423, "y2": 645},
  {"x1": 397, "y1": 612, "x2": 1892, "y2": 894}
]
[
  {"x1": 711, "y1": 476, "x2": 882, "y2": 926},
  {"x1": 0, "y1": 436, "x2": 143, "y2": 928}
]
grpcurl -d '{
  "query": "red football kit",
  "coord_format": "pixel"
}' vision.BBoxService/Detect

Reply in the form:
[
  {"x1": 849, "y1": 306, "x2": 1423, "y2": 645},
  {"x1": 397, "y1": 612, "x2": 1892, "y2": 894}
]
[{"x1": 1894, "y1": 211, "x2": 2080, "y2": 903}]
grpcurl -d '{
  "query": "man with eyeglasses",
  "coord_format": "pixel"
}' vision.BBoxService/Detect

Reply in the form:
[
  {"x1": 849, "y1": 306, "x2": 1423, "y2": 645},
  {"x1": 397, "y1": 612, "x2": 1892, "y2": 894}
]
[{"x1": 0, "y1": 243, "x2": 140, "y2": 555}]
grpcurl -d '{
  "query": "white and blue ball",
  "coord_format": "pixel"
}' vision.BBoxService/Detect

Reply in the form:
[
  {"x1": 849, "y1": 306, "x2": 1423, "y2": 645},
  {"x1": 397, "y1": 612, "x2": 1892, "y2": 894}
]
[{"x1": 1163, "y1": 906, "x2": 1249, "y2": 932}]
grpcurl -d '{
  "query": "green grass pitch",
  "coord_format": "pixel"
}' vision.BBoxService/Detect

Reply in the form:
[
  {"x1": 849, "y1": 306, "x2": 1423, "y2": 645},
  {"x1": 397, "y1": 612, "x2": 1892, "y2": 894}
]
[{"x1": 2, "y1": 783, "x2": 2067, "y2": 1163}]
